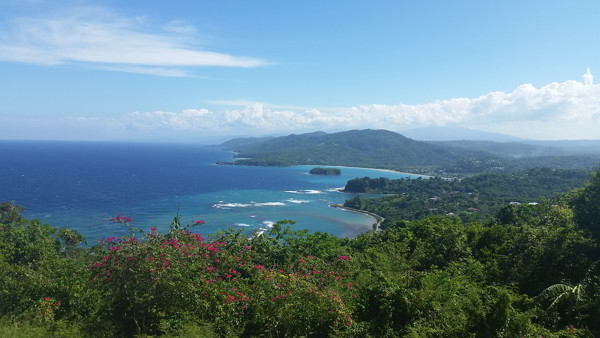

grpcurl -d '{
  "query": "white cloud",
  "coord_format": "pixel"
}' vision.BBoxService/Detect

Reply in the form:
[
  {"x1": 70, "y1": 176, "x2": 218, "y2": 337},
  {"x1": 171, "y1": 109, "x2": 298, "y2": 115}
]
[
  {"x1": 583, "y1": 67, "x2": 594, "y2": 86},
  {"x1": 0, "y1": 7, "x2": 266, "y2": 76},
  {"x1": 3, "y1": 70, "x2": 600, "y2": 140},
  {"x1": 121, "y1": 70, "x2": 600, "y2": 139}
]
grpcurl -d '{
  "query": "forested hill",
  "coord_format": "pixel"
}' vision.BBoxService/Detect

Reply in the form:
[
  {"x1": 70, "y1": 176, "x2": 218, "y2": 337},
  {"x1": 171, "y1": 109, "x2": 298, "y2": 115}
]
[
  {"x1": 219, "y1": 129, "x2": 489, "y2": 168},
  {"x1": 344, "y1": 168, "x2": 591, "y2": 226},
  {"x1": 219, "y1": 129, "x2": 600, "y2": 176}
]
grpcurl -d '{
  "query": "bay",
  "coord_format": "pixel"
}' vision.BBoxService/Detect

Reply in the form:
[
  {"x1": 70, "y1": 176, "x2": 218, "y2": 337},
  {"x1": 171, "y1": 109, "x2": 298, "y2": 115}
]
[{"x1": 0, "y1": 140, "x2": 419, "y2": 244}]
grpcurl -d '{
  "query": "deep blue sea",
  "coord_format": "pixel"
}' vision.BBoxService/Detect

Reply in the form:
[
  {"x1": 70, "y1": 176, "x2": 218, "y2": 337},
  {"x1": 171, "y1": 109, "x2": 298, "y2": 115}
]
[{"x1": 0, "y1": 141, "x2": 419, "y2": 244}]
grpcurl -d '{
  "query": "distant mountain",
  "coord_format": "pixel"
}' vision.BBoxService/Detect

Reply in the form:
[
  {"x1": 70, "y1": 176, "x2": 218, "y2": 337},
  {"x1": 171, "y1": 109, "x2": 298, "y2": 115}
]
[
  {"x1": 401, "y1": 126, "x2": 523, "y2": 142},
  {"x1": 219, "y1": 135, "x2": 276, "y2": 149},
  {"x1": 430, "y1": 140, "x2": 565, "y2": 158},
  {"x1": 219, "y1": 129, "x2": 490, "y2": 168},
  {"x1": 523, "y1": 140, "x2": 600, "y2": 155}
]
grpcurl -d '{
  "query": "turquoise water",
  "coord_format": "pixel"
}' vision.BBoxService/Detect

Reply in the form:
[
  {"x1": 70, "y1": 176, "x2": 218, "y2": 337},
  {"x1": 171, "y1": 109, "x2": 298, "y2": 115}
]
[{"x1": 0, "y1": 141, "x2": 419, "y2": 243}]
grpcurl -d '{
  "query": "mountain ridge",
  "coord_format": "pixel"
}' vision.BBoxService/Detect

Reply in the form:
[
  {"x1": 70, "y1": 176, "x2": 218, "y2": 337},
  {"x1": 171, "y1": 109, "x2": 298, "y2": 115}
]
[{"x1": 219, "y1": 129, "x2": 491, "y2": 168}]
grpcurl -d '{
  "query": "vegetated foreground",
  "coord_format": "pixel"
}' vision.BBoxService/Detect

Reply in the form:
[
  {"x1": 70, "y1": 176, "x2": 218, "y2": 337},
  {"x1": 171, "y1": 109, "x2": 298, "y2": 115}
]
[{"x1": 1, "y1": 169, "x2": 600, "y2": 337}]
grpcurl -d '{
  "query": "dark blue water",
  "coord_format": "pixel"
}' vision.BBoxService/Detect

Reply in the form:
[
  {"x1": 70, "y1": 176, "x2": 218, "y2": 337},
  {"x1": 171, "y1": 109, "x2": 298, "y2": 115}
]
[{"x1": 0, "y1": 141, "x2": 418, "y2": 243}]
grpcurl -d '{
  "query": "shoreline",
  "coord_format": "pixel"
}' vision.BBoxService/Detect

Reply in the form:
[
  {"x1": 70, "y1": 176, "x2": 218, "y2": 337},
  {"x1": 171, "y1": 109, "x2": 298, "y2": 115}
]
[
  {"x1": 298, "y1": 164, "x2": 431, "y2": 178},
  {"x1": 217, "y1": 159, "x2": 432, "y2": 178},
  {"x1": 330, "y1": 203, "x2": 385, "y2": 231}
]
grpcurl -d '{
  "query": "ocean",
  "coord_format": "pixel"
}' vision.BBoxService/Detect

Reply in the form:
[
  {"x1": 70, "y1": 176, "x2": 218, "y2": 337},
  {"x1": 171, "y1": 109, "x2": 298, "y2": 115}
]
[{"x1": 0, "y1": 140, "x2": 419, "y2": 244}]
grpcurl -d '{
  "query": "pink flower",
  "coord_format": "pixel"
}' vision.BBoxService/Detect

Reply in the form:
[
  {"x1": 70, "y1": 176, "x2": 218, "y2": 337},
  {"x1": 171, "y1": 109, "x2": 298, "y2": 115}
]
[
  {"x1": 108, "y1": 246, "x2": 121, "y2": 251},
  {"x1": 299, "y1": 258, "x2": 305, "y2": 263},
  {"x1": 194, "y1": 220, "x2": 205, "y2": 225},
  {"x1": 339, "y1": 255, "x2": 350, "y2": 261},
  {"x1": 110, "y1": 215, "x2": 132, "y2": 224},
  {"x1": 151, "y1": 227, "x2": 157, "y2": 234}
]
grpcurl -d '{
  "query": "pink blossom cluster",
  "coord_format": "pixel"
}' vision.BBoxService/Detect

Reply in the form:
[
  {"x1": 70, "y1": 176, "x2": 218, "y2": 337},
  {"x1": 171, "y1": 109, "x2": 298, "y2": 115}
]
[{"x1": 109, "y1": 215, "x2": 132, "y2": 224}]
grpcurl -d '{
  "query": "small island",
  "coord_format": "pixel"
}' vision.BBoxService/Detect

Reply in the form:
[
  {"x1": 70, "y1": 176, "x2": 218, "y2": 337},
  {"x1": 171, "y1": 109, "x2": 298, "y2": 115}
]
[{"x1": 309, "y1": 167, "x2": 341, "y2": 175}]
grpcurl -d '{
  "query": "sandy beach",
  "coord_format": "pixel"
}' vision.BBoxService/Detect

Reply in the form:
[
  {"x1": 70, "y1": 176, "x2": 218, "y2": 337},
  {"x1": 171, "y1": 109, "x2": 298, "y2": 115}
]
[
  {"x1": 301, "y1": 164, "x2": 431, "y2": 178},
  {"x1": 330, "y1": 203, "x2": 385, "y2": 231}
]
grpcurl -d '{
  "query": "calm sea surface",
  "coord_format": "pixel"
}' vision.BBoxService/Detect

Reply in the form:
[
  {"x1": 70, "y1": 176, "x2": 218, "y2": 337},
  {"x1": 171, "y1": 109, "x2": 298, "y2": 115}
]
[{"x1": 0, "y1": 141, "x2": 419, "y2": 244}]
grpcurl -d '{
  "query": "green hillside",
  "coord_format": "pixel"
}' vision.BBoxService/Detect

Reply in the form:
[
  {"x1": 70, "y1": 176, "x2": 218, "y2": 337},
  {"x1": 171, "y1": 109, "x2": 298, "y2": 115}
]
[
  {"x1": 344, "y1": 168, "x2": 591, "y2": 226},
  {"x1": 220, "y1": 129, "x2": 489, "y2": 168}
]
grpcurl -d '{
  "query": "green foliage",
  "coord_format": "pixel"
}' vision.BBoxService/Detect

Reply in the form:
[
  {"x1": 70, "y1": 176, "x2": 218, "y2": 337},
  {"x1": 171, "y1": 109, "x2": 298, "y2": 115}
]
[
  {"x1": 220, "y1": 129, "x2": 485, "y2": 168},
  {"x1": 219, "y1": 130, "x2": 600, "y2": 176},
  {"x1": 1, "y1": 176, "x2": 600, "y2": 338},
  {"x1": 309, "y1": 167, "x2": 341, "y2": 175},
  {"x1": 81, "y1": 220, "x2": 356, "y2": 337},
  {"x1": 571, "y1": 169, "x2": 600, "y2": 239},
  {"x1": 344, "y1": 168, "x2": 590, "y2": 227},
  {"x1": 0, "y1": 201, "x2": 25, "y2": 225}
]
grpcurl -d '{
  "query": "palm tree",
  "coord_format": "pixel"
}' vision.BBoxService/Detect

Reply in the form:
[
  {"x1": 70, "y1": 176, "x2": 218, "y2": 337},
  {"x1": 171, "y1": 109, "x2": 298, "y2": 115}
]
[
  {"x1": 538, "y1": 282, "x2": 586, "y2": 310},
  {"x1": 537, "y1": 261, "x2": 598, "y2": 314}
]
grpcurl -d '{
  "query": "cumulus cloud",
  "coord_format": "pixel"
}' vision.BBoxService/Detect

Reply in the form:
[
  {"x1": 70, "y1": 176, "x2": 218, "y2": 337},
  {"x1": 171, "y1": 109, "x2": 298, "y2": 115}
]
[
  {"x1": 4, "y1": 70, "x2": 599, "y2": 140},
  {"x1": 0, "y1": 7, "x2": 266, "y2": 75},
  {"x1": 121, "y1": 69, "x2": 600, "y2": 138},
  {"x1": 583, "y1": 67, "x2": 594, "y2": 85}
]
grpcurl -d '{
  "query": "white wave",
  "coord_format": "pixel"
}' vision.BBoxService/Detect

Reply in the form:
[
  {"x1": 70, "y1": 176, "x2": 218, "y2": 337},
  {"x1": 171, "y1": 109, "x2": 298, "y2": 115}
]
[
  {"x1": 213, "y1": 202, "x2": 251, "y2": 209},
  {"x1": 253, "y1": 202, "x2": 286, "y2": 207},
  {"x1": 285, "y1": 189, "x2": 323, "y2": 195},
  {"x1": 249, "y1": 215, "x2": 256, "y2": 218},
  {"x1": 262, "y1": 221, "x2": 275, "y2": 228},
  {"x1": 236, "y1": 223, "x2": 251, "y2": 227},
  {"x1": 285, "y1": 198, "x2": 310, "y2": 204},
  {"x1": 326, "y1": 187, "x2": 345, "y2": 192},
  {"x1": 213, "y1": 201, "x2": 286, "y2": 209}
]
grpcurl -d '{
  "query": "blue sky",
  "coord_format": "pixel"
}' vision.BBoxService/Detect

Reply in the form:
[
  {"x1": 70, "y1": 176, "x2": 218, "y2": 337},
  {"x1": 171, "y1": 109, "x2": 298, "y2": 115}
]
[{"x1": 1, "y1": 0, "x2": 599, "y2": 141}]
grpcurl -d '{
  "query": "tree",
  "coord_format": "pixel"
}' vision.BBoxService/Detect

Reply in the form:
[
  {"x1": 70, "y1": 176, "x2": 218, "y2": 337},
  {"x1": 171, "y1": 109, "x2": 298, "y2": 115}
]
[{"x1": 571, "y1": 168, "x2": 600, "y2": 239}]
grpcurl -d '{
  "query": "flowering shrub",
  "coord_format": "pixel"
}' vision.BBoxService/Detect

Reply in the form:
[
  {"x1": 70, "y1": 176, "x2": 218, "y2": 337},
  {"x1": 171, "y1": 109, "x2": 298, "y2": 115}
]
[
  {"x1": 4, "y1": 201, "x2": 594, "y2": 337},
  {"x1": 90, "y1": 219, "x2": 356, "y2": 336},
  {"x1": 109, "y1": 215, "x2": 132, "y2": 224}
]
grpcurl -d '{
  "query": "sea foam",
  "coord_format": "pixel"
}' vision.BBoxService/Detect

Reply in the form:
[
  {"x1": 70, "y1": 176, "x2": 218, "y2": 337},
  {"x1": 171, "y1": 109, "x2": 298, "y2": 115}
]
[
  {"x1": 285, "y1": 189, "x2": 323, "y2": 195},
  {"x1": 262, "y1": 221, "x2": 275, "y2": 228},
  {"x1": 285, "y1": 198, "x2": 310, "y2": 204},
  {"x1": 213, "y1": 201, "x2": 286, "y2": 209}
]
